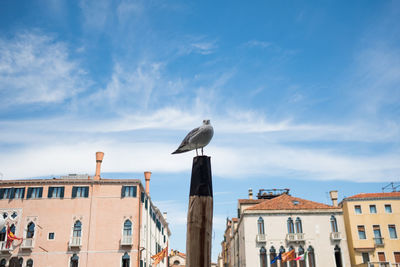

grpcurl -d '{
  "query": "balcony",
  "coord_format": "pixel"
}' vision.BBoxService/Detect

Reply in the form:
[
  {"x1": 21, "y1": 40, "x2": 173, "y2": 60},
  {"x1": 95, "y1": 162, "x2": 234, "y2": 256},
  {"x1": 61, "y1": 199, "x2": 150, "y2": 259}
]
[
  {"x1": 286, "y1": 233, "x2": 305, "y2": 242},
  {"x1": 0, "y1": 241, "x2": 11, "y2": 253},
  {"x1": 330, "y1": 232, "x2": 342, "y2": 241},
  {"x1": 373, "y1": 237, "x2": 384, "y2": 247},
  {"x1": 69, "y1": 236, "x2": 82, "y2": 248},
  {"x1": 256, "y1": 234, "x2": 266, "y2": 243},
  {"x1": 121, "y1": 235, "x2": 133, "y2": 246},
  {"x1": 367, "y1": 262, "x2": 390, "y2": 267},
  {"x1": 21, "y1": 238, "x2": 35, "y2": 249}
]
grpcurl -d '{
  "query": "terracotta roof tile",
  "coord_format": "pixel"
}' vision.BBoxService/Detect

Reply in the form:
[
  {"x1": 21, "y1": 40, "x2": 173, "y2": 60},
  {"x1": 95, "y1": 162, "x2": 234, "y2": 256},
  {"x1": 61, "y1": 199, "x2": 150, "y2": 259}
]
[
  {"x1": 346, "y1": 192, "x2": 400, "y2": 199},
  {"x1": 238, "y1": 199, "x2": 263, "y2": 204},
  {"x1": 246, "y1": 194, "x2": 336, "y2": 211},
  {"x1": 232, "y1": 218, "x2": 238, "y2": 222}
]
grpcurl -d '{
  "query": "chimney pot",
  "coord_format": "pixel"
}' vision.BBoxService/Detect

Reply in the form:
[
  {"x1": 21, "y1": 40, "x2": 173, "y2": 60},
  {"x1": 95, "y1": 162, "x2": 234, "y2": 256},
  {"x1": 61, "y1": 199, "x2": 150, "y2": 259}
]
[
  {"x1": 248, "y1": 188, "x2": 253, "y2": 200},
  {"x1": 144, "y1": 171, "x2": 151, "y2": 195},
  {"x1": 163, "y1": 212, "x2": 167, "y2": 221},
  {"x1": 94, "y1": 152, "x2": 104, "y2": 180},
  {"x1": 329, "y1": 190, "x2": 338, "y2": 207}
]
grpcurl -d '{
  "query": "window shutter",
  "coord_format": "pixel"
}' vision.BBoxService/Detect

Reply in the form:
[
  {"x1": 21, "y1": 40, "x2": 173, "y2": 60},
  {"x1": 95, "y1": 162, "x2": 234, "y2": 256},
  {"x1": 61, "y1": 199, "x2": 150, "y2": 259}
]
[
  {"x1": 72, "y1": 187, "x2": 77, "y2": 198},
  {"x1": 141, "y1": 192, "x2": 144, "y2": 202},
  {"x1": 38, "y1": 187, "x2": 43, "y2": 198},
  {"x1": 9, "y1": 188, "x2": 15, "y2": 199},
  {"x1": 21, "y1": 188, "x2": 25, "y2": 199},
  {"x1": 84, "y1": 187, "x2": 89, "y2": 198},
  {"x1": 133, "y1": 186, "x2": 137, "y2": 197},
  {"x1": 27, "y1": 188, "x2": 33, "y2": 199},
  {"x1": 60, "y1": 187, "x2": 65, "y2": 198},
  {"x1": 121, "y1": 186, "x2": 126, "y2": 197},
  {"x1": 48, "y1": 187, "x2": 54, "y2": 198},
  {"x1": 0, "y1": 189, "x2": 4, "y2": 199}
]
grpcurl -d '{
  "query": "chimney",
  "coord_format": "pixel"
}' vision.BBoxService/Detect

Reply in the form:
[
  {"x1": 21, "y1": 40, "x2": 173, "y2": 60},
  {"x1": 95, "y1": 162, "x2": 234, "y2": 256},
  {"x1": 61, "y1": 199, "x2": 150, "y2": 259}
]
[
  {"x1": 329, "y1": 190, "x2": 338, "y2": 207},
  {"x1": 163, "y1": 212, "x2": 167, "y2": 221},
  {"x1": 248, "y1": 188, "x2": 253, "y2": 199},
  {"x1": 94, "y1": 152, "x2": 104, "y2": 180},
  {"x1": 144, "y1": 171, "x2": 151, "y2": 195}
]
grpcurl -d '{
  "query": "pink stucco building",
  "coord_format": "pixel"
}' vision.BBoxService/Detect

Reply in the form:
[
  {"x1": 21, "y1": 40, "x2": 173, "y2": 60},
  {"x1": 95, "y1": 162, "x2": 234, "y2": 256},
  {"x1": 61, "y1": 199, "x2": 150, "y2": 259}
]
[{"x1": 0, "y1": 152, "x2": 170, "y2": 267}]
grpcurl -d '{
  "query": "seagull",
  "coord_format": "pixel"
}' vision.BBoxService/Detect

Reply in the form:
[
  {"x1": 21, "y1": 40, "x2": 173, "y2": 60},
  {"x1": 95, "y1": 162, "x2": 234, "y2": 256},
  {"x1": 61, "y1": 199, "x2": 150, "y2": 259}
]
[{"x1": 172, "y1": 120, "x2": 214, "y2": 156}]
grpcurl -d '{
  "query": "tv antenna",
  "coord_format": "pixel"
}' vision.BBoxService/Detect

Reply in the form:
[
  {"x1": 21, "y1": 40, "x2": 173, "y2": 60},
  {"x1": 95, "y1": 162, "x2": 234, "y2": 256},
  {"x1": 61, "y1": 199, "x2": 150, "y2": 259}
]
[{"x1": 382, "y1": 182, "x2": 400, "y2": 192}]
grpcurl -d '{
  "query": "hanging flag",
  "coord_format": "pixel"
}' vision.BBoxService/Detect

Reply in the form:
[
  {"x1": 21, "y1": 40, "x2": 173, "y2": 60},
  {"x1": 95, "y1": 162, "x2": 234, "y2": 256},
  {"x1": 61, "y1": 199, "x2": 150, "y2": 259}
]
[
  {"x1": 270, "y1": 252, "x2": 282, "y2": 264},
  {"x1": 281, "y1": 250, "x2": 296, "y2": 262},
  {"x1": 6, "y1": 226, "x2": 23, "y2": 249},
  {"x1": 151, "y1": 243, "x2": 168, "y2": 266},
  {"x1": 295, "y1": 251, "x2": 308, "y2": 261}
]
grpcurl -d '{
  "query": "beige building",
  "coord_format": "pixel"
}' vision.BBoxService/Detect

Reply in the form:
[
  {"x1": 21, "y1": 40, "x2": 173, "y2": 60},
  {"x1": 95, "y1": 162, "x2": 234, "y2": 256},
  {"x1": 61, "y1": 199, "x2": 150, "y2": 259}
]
[
  {"x1": 169, "y1": 250, "x2": 186, "y2": 267},
  {"x1": 0, "y1": 152, "x2": 170, "y2": 267},
  {"x1": 341, "y1": 192, "x2": 400, "y2": 267}
]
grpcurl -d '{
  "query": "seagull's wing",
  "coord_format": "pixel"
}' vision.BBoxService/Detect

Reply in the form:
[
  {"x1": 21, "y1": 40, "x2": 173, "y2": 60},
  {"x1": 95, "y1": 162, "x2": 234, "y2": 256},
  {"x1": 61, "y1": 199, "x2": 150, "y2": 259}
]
[{"x1": 172, "y1": 126, "x2": 200, "y2": 154}]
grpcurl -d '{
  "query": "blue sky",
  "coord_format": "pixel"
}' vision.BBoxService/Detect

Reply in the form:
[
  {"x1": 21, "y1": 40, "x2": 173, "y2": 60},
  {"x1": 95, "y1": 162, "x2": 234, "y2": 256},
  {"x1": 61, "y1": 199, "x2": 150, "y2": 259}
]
[{"x1": 1, "y1": 0, "x2": 399, "y2": 261}]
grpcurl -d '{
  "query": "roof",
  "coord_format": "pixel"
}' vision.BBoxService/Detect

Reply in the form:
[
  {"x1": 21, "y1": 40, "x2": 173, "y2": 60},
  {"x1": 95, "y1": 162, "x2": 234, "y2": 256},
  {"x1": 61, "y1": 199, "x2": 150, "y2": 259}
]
[
  {"x1": 246, "y1": 193, "x2": 337, "y2": 211},
  {"x1": 232, "y1": 218, "x2": 238, "y2": 222},
  {"x1": 238, "y1": 199, "x2": 263, "y2": 204},
  {"x1": 345, "y1": 192, "x2": 400, "y2": 200}
]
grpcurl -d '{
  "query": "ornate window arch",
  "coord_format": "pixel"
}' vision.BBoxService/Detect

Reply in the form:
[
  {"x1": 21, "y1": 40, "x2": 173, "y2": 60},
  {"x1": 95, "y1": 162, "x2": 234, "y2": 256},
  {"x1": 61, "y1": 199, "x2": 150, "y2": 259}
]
[
  {"x1": 27, "y1": 221, "x2": 35, "y2": 238},
  {"x1": 123, "y1": 220, "x2": 132, "y2": 236},
  {"x1": 270, "y1": 246, "x2": 277, "y2": 267},
  {"x1": 27, "y1": 259, "x2": 34, "y2": 267},
  {"x1": 0, "y1": 259, "x2": 6, "y2": 267},
  {"x1": 70, "y1": 254, "x2": 78, "y2": 267},
  {"x1": 122, "y1": 252, "x2": 130, "y2": 267},
  {"x1": 257, "y1": 217, "x2": 265, "y2": 235},
  {"x1": 287, "y1": 218, "x2": 294, "y2": 233},
  {"x1": 330, "y1": 215, "x2": 338, "y2": 232},
  {"x1": 259, "y1": 246, "x2": 267, "y2": 267},
  {"x1": 295, "y1": 217, "x2": 303, "y2": 233},
  {"x1": 308, "y1": 246, "x2": 315, "y2": 267},
  {"x1": 73, "y1": 220, "x2": 82, "y2": 237}
]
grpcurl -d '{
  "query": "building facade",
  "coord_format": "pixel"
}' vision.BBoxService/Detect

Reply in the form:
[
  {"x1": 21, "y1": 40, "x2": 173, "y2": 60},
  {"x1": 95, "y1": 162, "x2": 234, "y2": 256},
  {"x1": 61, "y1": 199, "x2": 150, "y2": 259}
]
[
  {"x1": 224, "y1": 189, "x2": 351, "y2": 267},
  {"x1": 341, "y1": 192, "x2": 400, "y2": 267},
  {"x1": 0, "y1": 152, "x2": 170, "y2": 267}
]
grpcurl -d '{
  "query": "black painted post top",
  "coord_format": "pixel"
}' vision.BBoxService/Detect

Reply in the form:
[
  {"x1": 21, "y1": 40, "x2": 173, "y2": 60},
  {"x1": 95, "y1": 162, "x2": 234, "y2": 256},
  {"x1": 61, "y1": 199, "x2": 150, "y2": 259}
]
[{"x1": 189, "y1": 156, "x2": 213, "y2": 197}]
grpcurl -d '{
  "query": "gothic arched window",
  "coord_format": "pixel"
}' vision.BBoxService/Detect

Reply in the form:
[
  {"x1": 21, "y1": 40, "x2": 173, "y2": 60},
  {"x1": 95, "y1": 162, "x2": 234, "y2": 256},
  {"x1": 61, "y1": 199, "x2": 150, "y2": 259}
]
[
  {"x1": 287, "y1": 218, "x2": 294, "y2": 233},
  {"x1": 257, "y1": 217, "x2": 265, "y2": 235},
  {"x1": 295, "y1": 217, "x2": 303, "y2": 233}
]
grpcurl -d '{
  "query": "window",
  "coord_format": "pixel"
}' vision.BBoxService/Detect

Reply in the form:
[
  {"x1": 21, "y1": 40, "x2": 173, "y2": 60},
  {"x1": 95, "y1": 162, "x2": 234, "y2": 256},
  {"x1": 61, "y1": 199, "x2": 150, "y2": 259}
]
[
  {"x1": 0, "y1": 227, "x2": 5, "y2": 241},
  {"x1": 70, "y1": 254, "x2": 78, "y2": 267},
  {"x1": 288, "y1": 247, "x2": 296, "y2": 267},
  {"x1": 389, "y1": 225, "x2": 397, "y2": 239},
  {"x1": 287, "y1": 218, "x2": 294, "y2": 233},
  {"x1": 13, "y1": 188, "x2": 25, "y2": 199},
  {"x1": 330, "y1": 215, "x2": 338, "y2": 232},
  {"x1": 173, "y1": 260, "x2": 180, "y2": 265},
  {"x1": 0, "y1": 188, "x2": 12, "y2": 199},
  {"x1": 0, "y1": 259, "x2": 5, "y2": 267},
  {"x1": 27, "y1": 259, "x2": 33, "y2": 267},
  {"x1": 72, "y1": 186, "x2": 89, "y2": 198},
  {"x1": 295, "y1": 217, "x2": 303, "y2": 233},
  {"x1": 354, "y1": 205, "x2": 362, "y2": 214},
  {"x1": 378, "y1": 252, "x2": 386, "y2": 262},
  {"x1": 279, "y1": 246, "x2": 287, "y2": 267},
  {"x1": 27, "y1": 187, "x2": 43, "y2": 199},
  {"x1": 362, "y1": 252, "x2": 370, "y2": 263},
  {"x1": 123, "y1": 220, "x2": 132, "y2": 236},
  {"x1": 394, "y1": 252, "x2": 400, "y2": 264},
  {"x1": 369, "y1": 205, "x2": 377, "y2": 213},
  {"x1": 373, "y1": 225, "x2": 383, "y2": 245},
  {"x1": 11, "y1": 212, "x2": 17, "y2": 219},
  {"x1": 259, "y1": 246, "x2": 267, "y2": 267},
  {"x1": 122, "y1": 252, "x2": 130, "y2": 267},
  {"x1": 257, "y1": 217, "x2": 265, "y2": 235},
  {"x1": 385, "y1": 204, "x2": 392, "y2": 213},
  {"x1": 298, "y1": 246, "x2": 306, "y2": 267},
  {"x1": 270, "y1": 246, "x2": 277, "y2": 267},
  {"x1": 307, "y1": 246, "x2": 315, "y2": 267},
  {"x1": 141, "y1": 192, "x2": 145, "y2": 202},
  {"x1": 334, "y1": 245, "x2": 342, "y2": 267},
  {"x1": 27, "y1": 222, "x2": 35, "y2": 238},
  {"x1": 19, "y1": 258, "x2": 23, "y2": 266},
  {"x1": 48, "y1": 232, "x2": 55, "y2": 240},
  {"x1": 358, "y1": 225, "x2": 366, "y2": 239},
  {"x1": 48, "y1": 187, "x2": 64, "y2": 198},
  {"x1": 73, "y1": 221, "x2": 82, "y2": 237},
  {"x1": 121, "y1": 186, "x2": 137, "y2": 198}
]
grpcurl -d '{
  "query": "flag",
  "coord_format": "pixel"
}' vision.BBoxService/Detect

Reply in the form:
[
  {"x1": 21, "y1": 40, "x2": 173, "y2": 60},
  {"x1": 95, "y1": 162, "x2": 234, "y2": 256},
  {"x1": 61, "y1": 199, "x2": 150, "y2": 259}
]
[
  {"x1": 6, "y1": 226, "x2": 23, "y2": 249},
  {"x1": 295, "y1": 251, "x2": 308, "y2": 261},
  {"x1": 151, "y1": 243, "x2": 168, "y2": 266},
  {"x1": 281, "y1": 250, "x2": 296, "y2": 262},
  {"x1": 270, "y1": 252, "x2": 282, "y2": 264}
]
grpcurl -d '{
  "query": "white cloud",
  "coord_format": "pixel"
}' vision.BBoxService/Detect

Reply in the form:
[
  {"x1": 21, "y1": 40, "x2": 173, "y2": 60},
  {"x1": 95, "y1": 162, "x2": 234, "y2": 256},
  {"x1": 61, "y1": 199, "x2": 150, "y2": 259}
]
[{"x1": 0, "y1": 32, "x2": 89, "y2": 106}]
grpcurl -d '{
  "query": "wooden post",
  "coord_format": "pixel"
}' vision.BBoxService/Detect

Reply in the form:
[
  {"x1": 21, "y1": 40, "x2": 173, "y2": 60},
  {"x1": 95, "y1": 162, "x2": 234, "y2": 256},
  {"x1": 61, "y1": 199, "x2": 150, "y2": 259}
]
[{"x1": 186, "y1": 156, "x2": 213, "y2": 267}]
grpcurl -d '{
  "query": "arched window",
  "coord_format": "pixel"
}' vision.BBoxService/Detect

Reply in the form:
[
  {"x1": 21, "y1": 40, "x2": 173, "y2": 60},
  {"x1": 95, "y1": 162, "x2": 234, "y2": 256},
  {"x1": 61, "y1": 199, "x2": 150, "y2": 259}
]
[
  {"x1": 270, "y1": 246, "x2": 277, "y2": 267},
  {"x1": 0, "y1": 259, "x2": 5, "y2": 267},
  {"x1": 122, "y1": 252, "x2": 130, "y2": 267},
  {"x1": 10, "y1": 224, "x2": 16, "y2": 234},
  {"x1": 173, "y1": 260, "x2": 180, "y2": 265},
  {"x1": 287, "y1": 218, "x2": 294, "y2": 233},
  {"x1": 27, "y1": 259, "x2": 33, "y2": 267},
  {"x1": 19, "y1": 258, "x2": 23, "y2": 266},
  {"x1": 298, "y1": 246, "x2": 306, "y2": 267},
  {"x1": 259, "y1": 246, "x2": 267, "y2": 267},
  {"x1": 27, "y1": 222, "x2": 35, "y2": 238},
  {"x1": 280, "y1": 246, "x2": 287, "y2": 267},
  {"x1": 330, "y1": 215, "x2": 338, "y2": 232},
  {"x1": 257, "y1": 217, "x2": 265, "y2": 235},
  {"x1": 123, "y1": 220, "x2": 132, "y2": 236},
  {"x1": 73, "y1": 221, "x2": 82, "y2": 237},
  {"x1": 308, "y1": 246, "x2": 315, "y2": 267},
  {"x1": 295, "y1": 217, "x2": 302, "y2": 233},
  {"x1": 288, "y1": 246, "x2": 296, "y2": 267},
  {"x1": 334, "y1": 245, "x2": 342, "y2": 267},
  {"x1": 70, "y1": 254, "x2": 78, "y2": 267},
  {"x1": 0, "y1": 227, "x2": 5, "y2": 241}
]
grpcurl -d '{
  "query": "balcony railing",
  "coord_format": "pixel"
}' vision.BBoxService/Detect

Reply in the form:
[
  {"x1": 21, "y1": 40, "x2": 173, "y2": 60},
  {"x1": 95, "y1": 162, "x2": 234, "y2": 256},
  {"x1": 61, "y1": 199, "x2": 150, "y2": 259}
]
[
  {"x1": 286, "y1": 233, "x2": 305, "y2": 242},
  {"x1": 256, "y1": 234, "x2": 266, "y2": 243},
  {"x1": 69, "y1": 236, "x2": 82, "y2": 247},
  {"x1": 121, "y1": 235, "x2": 133, "y2": 246},
  {"x1": 0, "y1": 241, "x2": 11, "y2": 252},
  {"x1": 330, "y1": 232, "x2": 342, "y2": 240},
  {"x1": 21, "y1": 238, "x2": 34, "y2": 249},
  {"x1": 296, "y1": 233, "x2": 305, "y2": 241},
  {"x1": 367, "y1": 262, "x2": 390, "y2": 267},
  {"x1": 286, "y1": 233, "x2": 296, "y2": 241},
  {"x1": 373, "y1": 237, "x2": 384, "y2": 246}
]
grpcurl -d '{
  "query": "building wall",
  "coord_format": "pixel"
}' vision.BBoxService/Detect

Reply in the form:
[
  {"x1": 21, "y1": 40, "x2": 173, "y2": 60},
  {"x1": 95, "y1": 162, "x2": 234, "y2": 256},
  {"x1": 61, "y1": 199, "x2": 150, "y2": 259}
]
[
  {"x1": 240, "y1": 210, "x2": 351, "y2": 267},
  {"x1": 0, "y1": 178, "x2": 169, "y2": 267},
  {"x1": 342, "y1": 197, "x2": 400, "y2": 266}
]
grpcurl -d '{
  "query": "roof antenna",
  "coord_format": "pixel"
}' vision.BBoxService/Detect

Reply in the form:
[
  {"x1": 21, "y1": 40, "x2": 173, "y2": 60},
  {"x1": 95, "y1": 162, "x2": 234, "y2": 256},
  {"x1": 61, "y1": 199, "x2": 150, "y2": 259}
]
[{"x1": 382, "y1": 182, "x2": 400, "y2": 192}]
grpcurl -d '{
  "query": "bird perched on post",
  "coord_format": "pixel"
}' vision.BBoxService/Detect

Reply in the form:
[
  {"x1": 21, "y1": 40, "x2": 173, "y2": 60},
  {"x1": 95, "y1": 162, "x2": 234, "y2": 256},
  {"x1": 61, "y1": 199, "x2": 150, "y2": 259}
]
[{"x1": 172, "y1": 120, "x2": 214, "y2": 156}]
